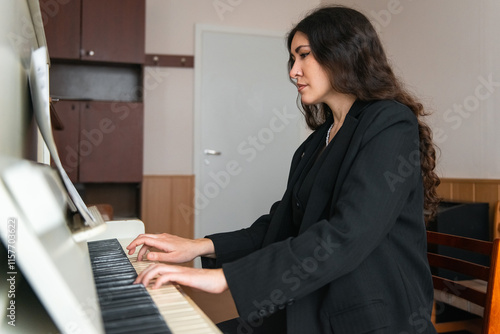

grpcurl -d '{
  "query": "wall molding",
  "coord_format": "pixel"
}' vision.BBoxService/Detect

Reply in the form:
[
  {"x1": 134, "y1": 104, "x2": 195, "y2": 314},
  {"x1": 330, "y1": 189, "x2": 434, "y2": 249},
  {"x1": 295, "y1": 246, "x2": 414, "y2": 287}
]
[{"x1": 144, "y1": 54, "x2": 194, "y2": 68}]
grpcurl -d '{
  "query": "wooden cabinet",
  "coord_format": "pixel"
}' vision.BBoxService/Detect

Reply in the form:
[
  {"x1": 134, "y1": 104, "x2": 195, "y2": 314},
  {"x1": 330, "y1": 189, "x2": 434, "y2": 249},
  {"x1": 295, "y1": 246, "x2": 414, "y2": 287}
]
[
  {"x1": 40, "y1": 0, "x2": 81, "y2": 59},
  {"x1": 51, "y1": 101, "x2": 80, "y2": 182},
  {"x1": 42, "y1": 0, "x2": 145, "y2": 218},
  {"x1": 41, "y1": 0, "x2": 145, "y2": 63},
  {"x1": 79, "y1": 101, "x2": 143, "y2": 182},
  {"x1": 52, "y1": 101, "x2": 143, "y2": 183}
]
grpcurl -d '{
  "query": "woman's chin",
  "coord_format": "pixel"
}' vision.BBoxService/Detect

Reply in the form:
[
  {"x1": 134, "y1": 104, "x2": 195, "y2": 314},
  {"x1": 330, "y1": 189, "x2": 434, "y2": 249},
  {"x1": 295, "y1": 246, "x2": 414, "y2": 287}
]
[{"x1": 300, "y1": 96, "x2": 317, "y2": 106}]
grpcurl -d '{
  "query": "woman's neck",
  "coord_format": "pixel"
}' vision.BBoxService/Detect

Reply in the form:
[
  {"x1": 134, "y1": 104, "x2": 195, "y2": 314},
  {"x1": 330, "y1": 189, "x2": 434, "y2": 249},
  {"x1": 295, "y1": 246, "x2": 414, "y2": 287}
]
[{"x1": 326, "y1": 94, "x2": 356, "y2": 143}]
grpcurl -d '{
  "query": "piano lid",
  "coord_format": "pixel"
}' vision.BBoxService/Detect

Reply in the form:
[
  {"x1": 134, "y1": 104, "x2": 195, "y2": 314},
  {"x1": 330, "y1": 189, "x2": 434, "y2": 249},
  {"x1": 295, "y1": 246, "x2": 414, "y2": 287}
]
[{"x1": 0, "y1": 157, "x2": 104, "y2": 334}]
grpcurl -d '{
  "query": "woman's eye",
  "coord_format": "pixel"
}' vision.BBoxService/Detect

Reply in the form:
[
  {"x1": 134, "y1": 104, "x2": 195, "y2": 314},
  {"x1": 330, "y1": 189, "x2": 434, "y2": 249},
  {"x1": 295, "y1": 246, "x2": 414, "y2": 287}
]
[{"x1": 300, "y1": 52, "x2": 310, "y2": 58}]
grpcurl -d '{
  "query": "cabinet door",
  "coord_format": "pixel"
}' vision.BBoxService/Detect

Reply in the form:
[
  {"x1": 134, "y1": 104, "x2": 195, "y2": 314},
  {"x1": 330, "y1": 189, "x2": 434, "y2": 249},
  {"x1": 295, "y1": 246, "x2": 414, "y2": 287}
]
[
  {"x1": 51, "y1": 101, "x2": 81, "y2": 182},
  {"x1": 79, "y1": 101, "x2": 143, "y2": 182},
  {"x1": 40, "y1": 0, "x2": 81, "y2": 60},
  {"x1": 80, "y1": 0, "x2": 145, "y2": 63}
]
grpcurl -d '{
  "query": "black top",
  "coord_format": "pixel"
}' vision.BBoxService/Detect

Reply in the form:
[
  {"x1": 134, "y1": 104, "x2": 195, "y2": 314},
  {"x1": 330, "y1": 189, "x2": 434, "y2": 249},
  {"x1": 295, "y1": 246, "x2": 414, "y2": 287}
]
[{"x1": 203, "y1": 99, "x2": 436, "y2": 334}]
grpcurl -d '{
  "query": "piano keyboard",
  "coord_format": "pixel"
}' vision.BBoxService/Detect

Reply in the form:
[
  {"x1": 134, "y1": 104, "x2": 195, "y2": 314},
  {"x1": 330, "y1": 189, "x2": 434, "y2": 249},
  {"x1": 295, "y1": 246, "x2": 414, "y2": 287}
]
[
  {"x1": 88, "y1": 238, "x2": 222, "y2": 334},
  {"x1": 88, "y1": 239, "x2": 172, "y2": 334}
]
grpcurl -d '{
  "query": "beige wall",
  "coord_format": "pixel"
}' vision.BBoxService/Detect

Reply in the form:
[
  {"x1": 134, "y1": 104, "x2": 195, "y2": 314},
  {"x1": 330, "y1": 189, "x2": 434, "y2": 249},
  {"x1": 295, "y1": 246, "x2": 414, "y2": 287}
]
[
  {"x1": 143, "y1": 0, "x2": 320, "y2": 175},
  {"x1": 322, "y1": 0, "x2": 500, "y2": 179},
  {"x1": 145, "y1": 0, "x2": 500, "y2": 179}
]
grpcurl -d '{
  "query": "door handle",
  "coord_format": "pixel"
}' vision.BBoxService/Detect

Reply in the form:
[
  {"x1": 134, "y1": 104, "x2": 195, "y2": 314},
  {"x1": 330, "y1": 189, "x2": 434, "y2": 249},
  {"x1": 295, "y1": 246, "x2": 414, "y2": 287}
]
[{"x1": 204, "y1": 149, "x2": 222, "y2": 156}]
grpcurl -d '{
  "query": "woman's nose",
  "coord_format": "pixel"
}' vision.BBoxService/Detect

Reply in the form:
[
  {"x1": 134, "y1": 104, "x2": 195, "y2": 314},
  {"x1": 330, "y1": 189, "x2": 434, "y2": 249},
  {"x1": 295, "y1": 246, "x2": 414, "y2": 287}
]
[{"x1": 290, "y1": 65, "x2": 302, "y2": 80}]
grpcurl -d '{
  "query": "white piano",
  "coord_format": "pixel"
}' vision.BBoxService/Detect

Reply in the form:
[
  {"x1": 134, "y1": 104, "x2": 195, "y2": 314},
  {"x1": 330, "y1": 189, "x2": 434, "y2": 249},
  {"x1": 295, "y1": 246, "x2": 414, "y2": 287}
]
[
  {"x1": 0, "y1": 159, "x2": 222, "y2": 334},
  {"x1": 0, "y1": 1, "x2": 221, "y2": 333}
]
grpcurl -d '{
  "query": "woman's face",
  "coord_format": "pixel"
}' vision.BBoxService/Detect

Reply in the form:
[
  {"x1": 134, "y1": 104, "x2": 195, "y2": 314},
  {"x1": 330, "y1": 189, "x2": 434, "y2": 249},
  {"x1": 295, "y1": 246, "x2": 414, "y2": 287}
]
[{"x1": 289, "y1": 31, "x2": 334, "y2": 106}]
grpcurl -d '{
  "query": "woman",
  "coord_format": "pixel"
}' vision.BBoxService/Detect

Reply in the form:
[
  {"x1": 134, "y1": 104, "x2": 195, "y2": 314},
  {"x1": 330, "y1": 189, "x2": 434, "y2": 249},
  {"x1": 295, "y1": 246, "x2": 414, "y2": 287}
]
[{"x1": 127, "y1": 5, "x2": 440, "y2": 333}]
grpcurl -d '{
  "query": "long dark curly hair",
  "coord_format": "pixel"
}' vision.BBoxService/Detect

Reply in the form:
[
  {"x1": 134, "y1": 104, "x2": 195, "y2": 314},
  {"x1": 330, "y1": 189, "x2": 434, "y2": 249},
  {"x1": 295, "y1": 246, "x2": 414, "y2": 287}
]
[{"x1": 287, "y1": 5, "x2": 440, "y2": 221}]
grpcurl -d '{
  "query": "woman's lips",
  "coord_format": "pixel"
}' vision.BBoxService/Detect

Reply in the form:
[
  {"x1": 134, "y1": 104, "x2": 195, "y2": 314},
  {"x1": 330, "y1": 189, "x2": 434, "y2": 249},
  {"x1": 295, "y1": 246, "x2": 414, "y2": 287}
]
[{"x1": 297, "y1": 84, "x2": 306, "y2": 92}]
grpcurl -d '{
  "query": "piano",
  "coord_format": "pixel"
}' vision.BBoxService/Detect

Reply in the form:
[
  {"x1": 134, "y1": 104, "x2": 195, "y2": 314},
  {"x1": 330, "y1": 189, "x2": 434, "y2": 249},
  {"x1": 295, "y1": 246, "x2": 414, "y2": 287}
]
[
  {"x1": 0, "y1": 159, "x2": 222, "y2": 333},
  {"x1": 0, "y1": 1, "x2": 222, "y2": 333}
]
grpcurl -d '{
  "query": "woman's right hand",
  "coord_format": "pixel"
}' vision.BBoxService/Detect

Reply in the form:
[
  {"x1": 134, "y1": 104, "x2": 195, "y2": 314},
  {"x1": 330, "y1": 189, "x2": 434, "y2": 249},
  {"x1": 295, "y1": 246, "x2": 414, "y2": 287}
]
[{"x1": 126, "y1": 233, "x2": 215, "y2": 264}]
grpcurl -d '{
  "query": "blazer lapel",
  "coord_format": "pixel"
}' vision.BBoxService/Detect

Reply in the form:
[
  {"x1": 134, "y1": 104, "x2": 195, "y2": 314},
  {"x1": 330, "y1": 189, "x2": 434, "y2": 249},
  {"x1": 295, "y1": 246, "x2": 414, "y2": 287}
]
[
  {"x1": 287, "y1": 119, "x2": 332, "y2": 188},
  {"x1": 299, "y1": 100, "x2": 372, "y2": 232},
  {"x1": 262, "y1": 120, "x2": 332, "y2": 246}
]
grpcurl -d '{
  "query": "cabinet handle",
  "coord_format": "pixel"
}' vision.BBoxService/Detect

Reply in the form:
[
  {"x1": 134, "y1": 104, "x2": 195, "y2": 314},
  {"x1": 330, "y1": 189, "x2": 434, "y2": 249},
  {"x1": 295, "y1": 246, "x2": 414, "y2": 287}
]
[{"x1": 88, "y1": 50, "x2": 95, "y2": 56}]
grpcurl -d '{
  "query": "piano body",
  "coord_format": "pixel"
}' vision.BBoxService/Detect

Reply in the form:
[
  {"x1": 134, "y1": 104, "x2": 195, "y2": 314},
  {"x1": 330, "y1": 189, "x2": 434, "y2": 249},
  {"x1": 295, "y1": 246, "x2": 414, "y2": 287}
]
[
  {"x1": 1, "y1": 159, "x2": 222, "y2": 334},
  {"x1": 0, "y1": 1, "x2": 221, "y2": 333}
]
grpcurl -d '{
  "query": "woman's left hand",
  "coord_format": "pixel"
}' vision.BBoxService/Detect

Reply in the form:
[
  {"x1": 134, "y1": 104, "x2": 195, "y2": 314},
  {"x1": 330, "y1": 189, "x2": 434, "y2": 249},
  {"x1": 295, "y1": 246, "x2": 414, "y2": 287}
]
[{"x1": 134, "y1": 264, "x2": 228, "y2": 294}]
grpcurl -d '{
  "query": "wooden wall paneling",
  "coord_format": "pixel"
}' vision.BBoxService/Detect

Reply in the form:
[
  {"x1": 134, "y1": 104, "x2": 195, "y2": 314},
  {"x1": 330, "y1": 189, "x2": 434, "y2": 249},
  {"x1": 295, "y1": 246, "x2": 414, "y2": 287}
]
[
  {"x1": 142, "y1": 177, "x2": 499, "y2": 243},
  {"x1": 141, "y1": 175, "x2": 194, "y2": 238},
  {"x1": 451, "y1": 181, "x2": 475, "y2": 202},
  {"x1": 438, "y1": 178, "x2": 500, "y2": 239},
  {"x1": 475, "y1": 182, "x2": 500, "y2": 230},
  {"x1": 436, "y1": 180, "x2": 452, "y2": 200}
]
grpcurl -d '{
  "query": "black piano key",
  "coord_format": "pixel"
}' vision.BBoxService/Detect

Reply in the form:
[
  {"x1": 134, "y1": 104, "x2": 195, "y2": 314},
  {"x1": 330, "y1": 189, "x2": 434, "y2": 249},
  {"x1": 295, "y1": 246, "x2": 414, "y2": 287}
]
[
  {"x1": 104, "y1": 314, "x2": 171, "y2": 334},
  {"x1": 88, "y1": 238, "x2": 171, "y2": 334},
  {"x1": 95, "y1": 279, "x2": 137, "y2": 289},
  {"x1": 101, "y1": 303, "x2": 160, "y2": 321},
  {"x1": 99, "y1": 296, "x2": 153, "y2": 310},
  {"x1": 99, "y1": 283, "x2": 148, "y2": 294},
  {"x1": 94, "y1": 274, "x2": 138, "y2": 286},
  {"x1": 98, "y1": 289, "x2": 150, "y2": 305},
  {"x1": 92, "y1": 265, "x2": 137, "y2": 275}
]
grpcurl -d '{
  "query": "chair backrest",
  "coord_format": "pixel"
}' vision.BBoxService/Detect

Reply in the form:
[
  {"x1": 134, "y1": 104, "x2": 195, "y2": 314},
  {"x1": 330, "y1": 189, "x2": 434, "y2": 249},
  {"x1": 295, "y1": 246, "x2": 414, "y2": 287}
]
[
  {"x1": 494, "y1": 201, "x2": 500, "y2": 240},
  {"x1": 427, "y1": 231, "x2": 500, "y2": 333}
]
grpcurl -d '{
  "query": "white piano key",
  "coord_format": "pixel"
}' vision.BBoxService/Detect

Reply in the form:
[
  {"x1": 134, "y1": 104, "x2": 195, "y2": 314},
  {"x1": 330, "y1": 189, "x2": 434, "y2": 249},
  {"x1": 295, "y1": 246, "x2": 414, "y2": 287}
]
[{"x1": 120, "y1": 239, "x2": 222, "y2": 334}]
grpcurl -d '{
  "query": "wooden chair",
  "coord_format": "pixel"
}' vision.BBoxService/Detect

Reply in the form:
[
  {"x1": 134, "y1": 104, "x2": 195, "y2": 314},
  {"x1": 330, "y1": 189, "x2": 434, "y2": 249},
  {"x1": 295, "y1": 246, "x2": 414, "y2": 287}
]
[
  {"x1": 427, "y1": 231, "x2": 500, "y2": 333},
  {"x1": 494, "y1": 201, "x2": 500, "y2": 240}
]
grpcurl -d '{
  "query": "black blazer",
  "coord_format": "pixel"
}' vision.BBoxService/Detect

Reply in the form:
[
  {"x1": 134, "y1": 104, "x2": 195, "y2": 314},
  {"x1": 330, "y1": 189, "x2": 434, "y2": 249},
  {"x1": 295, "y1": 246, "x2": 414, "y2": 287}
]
[{"x1": 203, "y1": 100, "x2": 436, "y2": 334}]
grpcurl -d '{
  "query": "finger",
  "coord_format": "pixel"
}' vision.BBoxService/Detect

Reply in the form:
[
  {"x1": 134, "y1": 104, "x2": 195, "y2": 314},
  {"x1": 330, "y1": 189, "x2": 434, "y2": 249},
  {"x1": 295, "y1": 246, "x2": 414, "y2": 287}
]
[
  {"x1": 146, "y1": 251, "x2": 162, "y2": 261},
  {"x1": 134, "y1": 263, "x2": 158, "y2": 285},
  {"x1": 137, "y1": 245, "x2": 152, "y2": 261},
  {"x1": 146, "y1": 233, "x2": 164, "y2": 239},
  {"x1": 126, "y1": 233, "x2": 161, "y2": 249},
  {"x1": 152, "y1": 273, "x2": 177, "y2": 289},
  {"x1": 137, "y1": 264, "x2": 171, "y2": 287},
  {"x1": 149, "y1": 265, "x2": 185, "y2": 288},
  {"x1": 146, "y1": 250, "x2": 180, "y2": 263},
  {"x1": 126, "y1": 234, "x2": 149, "y2": 254},
  {"x1": 150, "y1": 267, "x2": 189, "y2": 289},
  {"x1": 126, "y1": 241, "x2": 138, "y2": 255},
  {"x1": 128, "y1": 236, "x2": 164, "y2": 257}
]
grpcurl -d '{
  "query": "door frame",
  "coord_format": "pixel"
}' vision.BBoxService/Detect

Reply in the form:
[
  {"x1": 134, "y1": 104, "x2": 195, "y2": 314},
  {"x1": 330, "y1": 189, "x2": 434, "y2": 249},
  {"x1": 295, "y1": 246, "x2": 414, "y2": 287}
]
[{"x1": 194, "y1": 24, "x2": 297, "y2": 238}]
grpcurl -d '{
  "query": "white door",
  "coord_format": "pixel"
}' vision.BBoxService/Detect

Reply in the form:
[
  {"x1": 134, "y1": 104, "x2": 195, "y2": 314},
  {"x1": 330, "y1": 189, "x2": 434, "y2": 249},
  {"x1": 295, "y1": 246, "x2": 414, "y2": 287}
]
[{"x1": 194, "y1": 26, "x2": 304, "y2": 239}]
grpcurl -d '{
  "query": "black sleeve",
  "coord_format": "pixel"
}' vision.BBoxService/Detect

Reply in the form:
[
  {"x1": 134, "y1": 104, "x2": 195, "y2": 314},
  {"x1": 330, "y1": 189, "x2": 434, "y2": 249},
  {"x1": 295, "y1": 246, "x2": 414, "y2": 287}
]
[{"x1": 201, "y1": 201, "x2": 280, "y2": 268}]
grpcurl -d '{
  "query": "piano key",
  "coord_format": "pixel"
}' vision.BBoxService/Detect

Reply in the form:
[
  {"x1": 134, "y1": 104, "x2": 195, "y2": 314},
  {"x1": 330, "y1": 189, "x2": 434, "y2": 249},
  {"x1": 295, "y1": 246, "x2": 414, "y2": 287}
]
[
  {"x1": 95, "y1": 278, "x2": 137, "y2": 289},
  {"x1": 88, "y1": 239, "x2": 172, "y2": 334},
  {"x1": 101, "y1": 303, "x2": 161, "y2": 321},
  {"x1": 119, "y1": 239, "x2": 222, "y2": 334},
  {"x1": 104, "y1": 315, "x2": 171, "y2": 334},
  {"x1": 94, "y1": 272, "x2": 138, "y2": 284}
]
